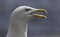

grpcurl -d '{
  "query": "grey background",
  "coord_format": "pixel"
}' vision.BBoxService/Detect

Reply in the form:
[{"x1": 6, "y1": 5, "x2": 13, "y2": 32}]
[{"x1": 0, "y1": 0, "x2": 60, "y2": 37}]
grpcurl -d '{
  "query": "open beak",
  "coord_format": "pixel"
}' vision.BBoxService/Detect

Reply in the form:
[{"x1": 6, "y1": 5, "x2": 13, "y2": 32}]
[{"x1": 33, "y1": 9, "x2": 47, "y2": 19}]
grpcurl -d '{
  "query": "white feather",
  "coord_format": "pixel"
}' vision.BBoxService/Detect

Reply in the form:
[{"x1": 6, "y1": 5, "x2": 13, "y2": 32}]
[{"x1": 6, "y1": 6, "x2": 36, "y2": 37}]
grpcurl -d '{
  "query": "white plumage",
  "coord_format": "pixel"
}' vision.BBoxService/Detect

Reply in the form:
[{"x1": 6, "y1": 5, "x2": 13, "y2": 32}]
[{"x1": 6, "y1": 6, "x2": 47, "y2": 37}]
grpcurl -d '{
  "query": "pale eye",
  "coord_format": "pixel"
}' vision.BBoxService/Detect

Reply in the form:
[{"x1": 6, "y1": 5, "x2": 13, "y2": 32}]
[{"x1": 25, "y1": 9, "x2": 31, "y2": 11}]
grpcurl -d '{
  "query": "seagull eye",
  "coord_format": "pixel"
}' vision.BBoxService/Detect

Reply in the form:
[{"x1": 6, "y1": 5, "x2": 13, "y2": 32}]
[{"x1": 25, "y1": 9, "x2": 31, "y2": 11}]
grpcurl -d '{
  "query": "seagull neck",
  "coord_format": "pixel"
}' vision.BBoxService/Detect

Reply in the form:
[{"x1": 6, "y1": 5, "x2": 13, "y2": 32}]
[{"x1": 6, "y1": 16, "x2": 28, "y2": 37}]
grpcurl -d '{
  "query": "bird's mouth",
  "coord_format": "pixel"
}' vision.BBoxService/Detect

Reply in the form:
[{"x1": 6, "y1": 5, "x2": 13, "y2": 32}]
[{"x1": 31, "y1": 9, "x2": 47, "y2": 19}]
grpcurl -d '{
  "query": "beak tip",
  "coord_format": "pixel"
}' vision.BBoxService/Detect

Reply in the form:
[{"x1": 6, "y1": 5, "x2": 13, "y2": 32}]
[{"x1": 39, "y1": 15, "x2": 47, "y2": 19}]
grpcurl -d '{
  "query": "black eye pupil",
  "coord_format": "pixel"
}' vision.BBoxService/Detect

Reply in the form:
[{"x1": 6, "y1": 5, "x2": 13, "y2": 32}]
[{"x1": 25, "y1": 9, "x2": 31, "y2": 11}]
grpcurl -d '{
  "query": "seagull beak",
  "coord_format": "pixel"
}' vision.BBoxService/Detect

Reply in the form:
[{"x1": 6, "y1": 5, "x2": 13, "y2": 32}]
[{"x1": 33, "y1": 9, "x2": 47, "y2": 19}]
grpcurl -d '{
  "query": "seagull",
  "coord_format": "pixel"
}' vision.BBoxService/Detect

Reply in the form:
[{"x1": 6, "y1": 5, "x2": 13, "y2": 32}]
[{"x1": 6, "y1": 6, "x2": 47, "y2": 37}]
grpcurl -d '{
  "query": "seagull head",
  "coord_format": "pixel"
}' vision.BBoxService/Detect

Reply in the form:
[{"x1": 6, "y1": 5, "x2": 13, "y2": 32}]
[
  {"x1": 12, "y1": 6, "x2": 47, "y2": 21},
  {"x1": 6, "y1": 6, "x2": 48, "y2": 37}
]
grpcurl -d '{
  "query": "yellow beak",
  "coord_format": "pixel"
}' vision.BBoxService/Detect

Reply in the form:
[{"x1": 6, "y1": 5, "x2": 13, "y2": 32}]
[{"x1": 33, "y1": 9, "x2": 47, "y2": 19}]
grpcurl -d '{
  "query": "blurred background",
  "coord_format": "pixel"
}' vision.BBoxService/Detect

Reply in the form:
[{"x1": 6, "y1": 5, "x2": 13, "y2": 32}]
[{"x1": 0, "y1": 0, "x2": 60, "y2": 37}]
